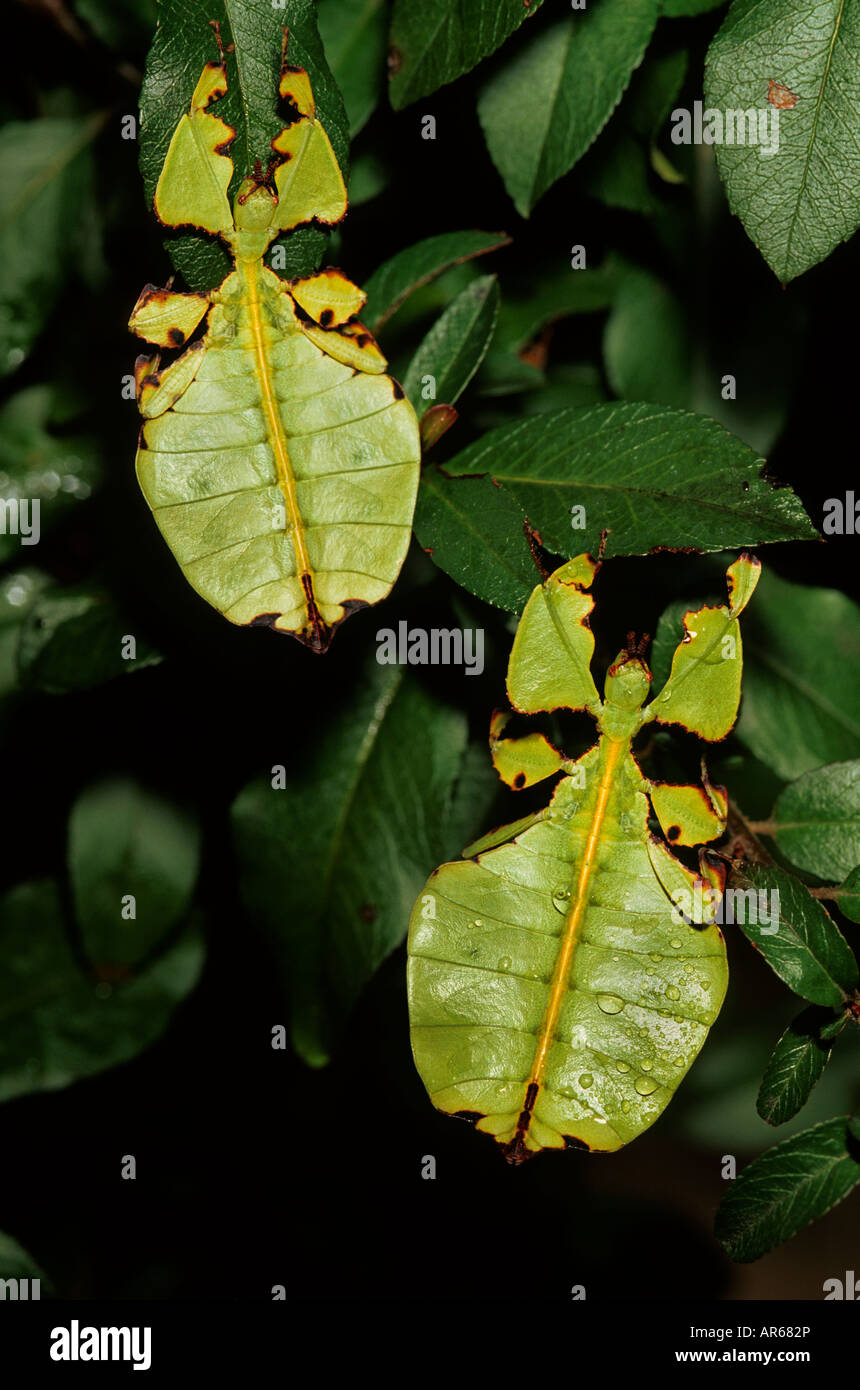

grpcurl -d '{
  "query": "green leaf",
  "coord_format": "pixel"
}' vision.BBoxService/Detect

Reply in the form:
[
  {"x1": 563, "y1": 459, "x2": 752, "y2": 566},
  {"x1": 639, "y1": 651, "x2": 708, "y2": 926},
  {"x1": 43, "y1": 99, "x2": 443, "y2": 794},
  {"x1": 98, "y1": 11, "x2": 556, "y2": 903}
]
[
  {"x1": 730, "y1": 863, "x2": 858, "y2": 1007},
  {"x1": 736, "y1": 569, "x2": 860, "y2": 781},
  {"x1": 17, "y1": 587, "x2": 162, "y2": 695},
  {"x1": 231, "y1": 664, "x2": 468, "y2": 1066},
  {"x1": 771, "y1": 760, "x2": 860, "y2": 881},
  {"x1": 403, "y1": 275, "x2": 499, "y2": 411},
  {"x1": 662, "y1": 0, "x2": 726, "y2": 15},
  {"x1": 836, "y1": 865, "x2": 860, "y2": 924},
  {"x1": 0, "y1": 115, "x2": 105, "y2": 376},
  {"x1": 363, "y1": 230, "x2": 510, "y2": 332},
  {"x1": 414, "y1": 469, "x2": 535, "y2": 613},
  {"x1": 756, "y1": 1005, "x2": 835, "y2": 1126},
  {"x1": 0, "y1": 881, "x2": 204, "y2": 1104},
  {"x1": 0, "y1": 570, "x2": 49, "y2": 700},
  {"x1": 73, "y1": 0, "x2": 157, "y2": 49},
  {"x1": 493, "y1": 261, "x2": 621, "y2": 356},
  {"x1": 140, "y1": 0, "x2": 349, "y2": 290},
  {"x1": 388, "y1": 0, "x2": 544, "y2": 109},
  {"x1": 478, "y1": 2, "x2": 659, "y2": 217},
  {"x1": 704, "y1": 0, "x2": 860, "y2": 281},
  {"x1": 0, "y1": 386, "x2": 100, "y2": 564},
  {"x1": 0, "y1": 1229, "x2": 50, "y2": 1288},
  {"x1": 715, "y1": 1116, "x2": 860, "y2": 1261},
  {"x1": 440, "y1": 403, "x2": 816, "y2": 565},
  {"x1": 318, "y1": 0, "x2": 387, "y2": 137},
  {"x1": 582, "y1": 47, "x2": 688, "y2": 213},
  {"x1": 603, "y1": 265, "x2": 690, "y2": 408},
  {"x1": 69, "y1": 779, "x2": 201, "y2": 968}
]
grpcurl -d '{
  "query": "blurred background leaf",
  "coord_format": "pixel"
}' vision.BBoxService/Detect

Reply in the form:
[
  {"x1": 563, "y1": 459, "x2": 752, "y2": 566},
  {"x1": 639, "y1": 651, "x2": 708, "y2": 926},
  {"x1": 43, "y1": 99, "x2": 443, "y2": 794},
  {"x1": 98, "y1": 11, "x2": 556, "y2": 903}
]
[
  {"x1": 0, "y1": 881, "x2": 204, "y2": 1104},
  {"x1": 69, "y1": 778, "x2": 201, "y2": 967},
  {"x1": 231, "y1": 663, "x2": 476, "y2": 1066}
]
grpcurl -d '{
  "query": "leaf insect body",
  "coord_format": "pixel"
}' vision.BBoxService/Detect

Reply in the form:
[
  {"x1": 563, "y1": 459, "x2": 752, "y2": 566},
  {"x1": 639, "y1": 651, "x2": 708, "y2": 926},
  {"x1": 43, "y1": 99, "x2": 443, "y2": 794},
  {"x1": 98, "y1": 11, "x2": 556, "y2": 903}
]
[
  {"x1": 407, "y1": 551, "x2": 761, "y2": 1161},
  {"x1": 129, "y1": 31, "x2": 420, "y2": 650}
]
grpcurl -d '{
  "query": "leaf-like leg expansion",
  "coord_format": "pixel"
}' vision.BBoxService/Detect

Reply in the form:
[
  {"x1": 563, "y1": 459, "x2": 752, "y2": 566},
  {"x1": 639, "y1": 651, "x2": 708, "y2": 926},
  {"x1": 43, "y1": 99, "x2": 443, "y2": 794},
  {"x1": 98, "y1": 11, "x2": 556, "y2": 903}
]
[
  {"x1": 489, "y1": 710, "x2": 566, "y2": 789},
  {"x1": 507, "y1": 553, "x2": 602, "y2": 717},
  {"x1": 154, "y1": 60, "x2": 236, "y2": 236},
  {"x1": 648, "y1": 834, "x2": 724, "y2": 926},
  {"x1": 648, "y1": 773, "x2": 728, "y2": 848},
  {"x1": 298, "y1": 318, "x2": 388, "y2": 373},
  {"x1": 462, "y1": 810, "x2": 549, "y2": 858},
  {"x1": 642, "y1": 553, "x2": 761, "y2": 740},
  {"x1": 135, "y1": 341, "x2": 206, "y2": 419},
  {"x1": 129, "y1": 284, "x2": 211, "y2": 347},
  {"x1": 290, "y1": 268, "x2": 366, "y2": 327},
  {"x1": 271, "y1": 60, "x2": 347, "y2": 231}
]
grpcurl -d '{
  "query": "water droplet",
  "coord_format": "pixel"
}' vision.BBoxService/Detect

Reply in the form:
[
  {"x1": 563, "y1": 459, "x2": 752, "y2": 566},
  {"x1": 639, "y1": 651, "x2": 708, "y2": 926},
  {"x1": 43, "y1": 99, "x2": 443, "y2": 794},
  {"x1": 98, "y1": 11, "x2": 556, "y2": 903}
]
[
  {"x1": 645, "y1": 967, "x2": 656, "y2": 976},
  {"x1": 552, "y1": 887, "x2": 571, "y2": 913},
  {"x1": 673, "y1": 1056, "x2": 685, "y2": 1068},
  {"x1": 621, "y1": 1100, "x2": 631, "y2": 1113},
  {"x1": 596, "y1": 994, "x2": 624, "y2": 1015},
  {"x1": 497, "y1": 956, "x2": 512, "y2": 972},
  {"x1": 635, "y1": 1076, "x2": 658, "y2": 1096},
  {"x1": 670, "y1": 939, "x2": 682, "y2": 950},
  {"x1": 640, "y1": 1059, "x2": 653, "y2": 1072},
  {"x1": 616, "y1": 1060, "x2": 630, "y2": 1073},
  {"x1": 472, "y1": 918, "x2": 483, "y2": 927},
  {"x1": 666, "y1": 985, "x2": 680, "y2": 1001},
  {"x1": 649, "y1": 953, "x2": 662, "y2": 963},
  {"x1": 579, "y1": 1073, "x2": 593, "y2": 1089},
  {"x1": 701, "y1": 979, "x2": 712, "y2": 990}
]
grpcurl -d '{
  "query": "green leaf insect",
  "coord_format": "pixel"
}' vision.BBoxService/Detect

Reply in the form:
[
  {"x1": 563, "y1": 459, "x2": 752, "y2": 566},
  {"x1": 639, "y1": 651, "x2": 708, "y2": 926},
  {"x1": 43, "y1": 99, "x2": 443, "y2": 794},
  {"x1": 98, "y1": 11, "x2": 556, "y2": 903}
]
[
  {"x1": 407, "y1": 550, "x2": 761, "y2": 1161},
  {"x1": 129, "y1": 34, "x2": 420, "y2": 651}
]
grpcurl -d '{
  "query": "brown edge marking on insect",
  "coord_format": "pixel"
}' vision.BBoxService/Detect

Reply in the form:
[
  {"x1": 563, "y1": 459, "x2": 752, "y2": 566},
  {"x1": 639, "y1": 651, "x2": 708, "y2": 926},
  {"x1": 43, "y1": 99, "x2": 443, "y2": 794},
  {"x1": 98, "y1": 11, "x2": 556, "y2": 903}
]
[
  {"x1": 248, "y1": 593, "x2": 369, "y2": 653},
  {"x1": 502, "y1": 1081, "x2": 539, "y2": 1165},
  {"x1": 562, "y1": 1135, "x2": 590, "y2": 1152}
]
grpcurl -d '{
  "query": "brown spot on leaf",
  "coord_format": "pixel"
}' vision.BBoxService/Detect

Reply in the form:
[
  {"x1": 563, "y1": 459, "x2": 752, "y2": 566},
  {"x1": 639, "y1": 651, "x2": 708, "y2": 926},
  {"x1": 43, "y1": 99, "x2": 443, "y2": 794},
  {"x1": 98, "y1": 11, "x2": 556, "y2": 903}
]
[
  {"x1": 667, "y1": 825, "x2": 681, "y2": 842},
  {"x1": 359, "y1": 903, "x2": 377, "y2": 924},
  {"x1": 319, "y1": 309, "x2": 334, "y2": 328},
  {"x1": 387, "y1": 45, "x2": 403, "y2": 77},
  {"x1": 168, "y1": 328, "x2": 185, "y2": 347},
  {"x1": 513, "y1": 773, "x2": 526, "y2": 789},
  {"x1": 768, "y1": 80, "x2": 798, "y2": 109}
]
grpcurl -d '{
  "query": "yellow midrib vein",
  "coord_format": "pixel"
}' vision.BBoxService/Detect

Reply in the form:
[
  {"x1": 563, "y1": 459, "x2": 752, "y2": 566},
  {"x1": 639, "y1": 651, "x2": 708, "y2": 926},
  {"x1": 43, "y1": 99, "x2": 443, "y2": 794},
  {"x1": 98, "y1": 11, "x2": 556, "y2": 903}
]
[
  {"x1": 244, "y1": 262, "x2": 311, "y2": 577},
  {"x1": 527, "y1": 736, "x2": 625, "y2": 1095}
]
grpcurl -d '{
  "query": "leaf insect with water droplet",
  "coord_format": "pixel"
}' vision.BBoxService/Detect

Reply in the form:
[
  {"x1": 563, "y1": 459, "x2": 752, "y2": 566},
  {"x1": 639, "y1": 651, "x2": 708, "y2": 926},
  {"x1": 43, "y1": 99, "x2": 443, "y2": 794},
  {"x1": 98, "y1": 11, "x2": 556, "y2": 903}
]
[
  {"x1": 129, "y1": 27, "x2": 420, "y2": 651},
  {"x1": 407, "y1": 551, "x2": 761, "y2": 1160}
]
